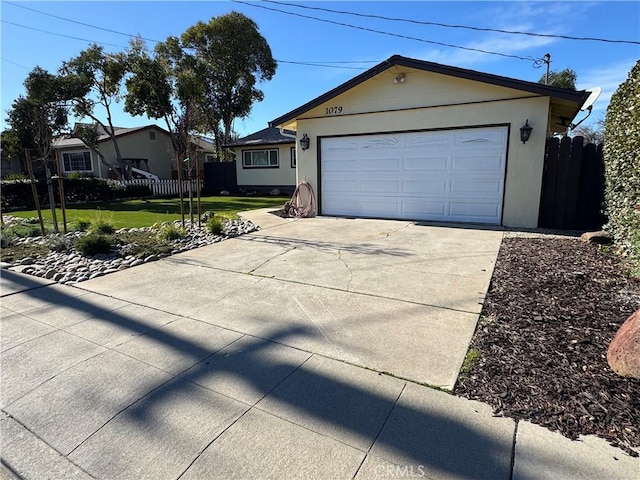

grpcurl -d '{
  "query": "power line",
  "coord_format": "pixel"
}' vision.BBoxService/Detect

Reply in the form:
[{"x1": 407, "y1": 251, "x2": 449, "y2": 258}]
[
  {"x1": 263, "y1": 0, "x2": 640, "y2": 46},
  {"x1": 1, "y1": 20, "x2": 369, "y2": 71},
  {"x1": 3, "y1": 1, "x2": 164, "y2": 44},
  {"x1": 1, "y1": 20, "x2": 129, "y2": 49},
  {"x1": 1, "y1": 57, "x2": 30, "y2": 70},
  {"x1": 232, "y1": 0, "x2": 539, "y2": 62}
]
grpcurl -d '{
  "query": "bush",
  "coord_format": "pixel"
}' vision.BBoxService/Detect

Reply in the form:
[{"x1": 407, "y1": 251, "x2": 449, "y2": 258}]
[
  {"x1": 2, "y1": 172, "x2": 28, "y2": 181},
  {"x1": 0, "y1": 229, "x2": 16, "y2": 248},
  {"x1": 75, "y1": 233, "x2": 113, "y2": 256},
  {"x1": 11, "y1": 223, "x2": 44, "y2": 238},
  {"x1": 157, "y1": 224, "x2": 186, "y2": 241},
  {"x1": 47, "y1": 235, "x2": 72, "y2": 252},
  {"x1": 603, "y1": 60, "x2": 640, "y2": 266},
  {"x1": 205, "y1": 216, "x2": 224, "y2": 235},
  {"x1": 89, "y1": 219, "x2": 116, "y2": 235},
  {"x1": 0, "y1": 177, "x2": 152, "y2": 210},
  {"x1": 71, "y1": 218, "x2": 92, "y2": 232}
]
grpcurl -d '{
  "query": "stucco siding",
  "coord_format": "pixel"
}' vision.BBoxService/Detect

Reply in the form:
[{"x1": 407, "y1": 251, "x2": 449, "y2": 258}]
[
  {"x1": 296, "y1": 94, "x2": 550, "y2": 228},
  {"x1": 236, "y1": 144, "x2": 296, "y2": 187},
  {"x1": 97, "y1": 130, "x2": 174, "y2": 179}
]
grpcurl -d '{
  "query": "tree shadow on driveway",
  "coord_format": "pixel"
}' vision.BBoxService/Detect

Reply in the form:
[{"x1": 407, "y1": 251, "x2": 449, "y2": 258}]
[{"x1": 0, "y1": 269, "x2": 543, "y2": 480}]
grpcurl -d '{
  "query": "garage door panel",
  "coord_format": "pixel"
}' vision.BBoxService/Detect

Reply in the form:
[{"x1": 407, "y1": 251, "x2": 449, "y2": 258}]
[
  {"x1": 403, "y1": 179, "x2": 448, "y2": 195},
  {"x1": 361, "y1": 180, "x2": 401, "y2": 194},
  {"x1": 360, "y1": 158, "x2": 402, "y2": 170},
  {"x1": 451, "y1": 177, "x2": 503, "y2": 195},
  {"x1": 321, "y1": 127, "x2": 507, "y2": 224},
  {"x1": 403, "y1": 156, "x2": 449, "y2": 171},
  {"x1": 452, "y1": 153, "x2": 505, "y2": 171}
]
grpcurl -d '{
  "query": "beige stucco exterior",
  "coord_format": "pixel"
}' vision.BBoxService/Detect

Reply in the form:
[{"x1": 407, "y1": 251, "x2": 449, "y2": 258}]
[
  {"x1": 279, "y1": 67, "x2": 554, "y2": 228},
  {"x1": 236, "y1": 143, "x2": 296, "y2": 190}
]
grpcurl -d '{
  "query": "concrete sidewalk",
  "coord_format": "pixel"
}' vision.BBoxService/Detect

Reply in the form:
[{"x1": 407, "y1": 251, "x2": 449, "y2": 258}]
[{"x1": 1, "y1": 210, "x2": 638, "y2": 479}]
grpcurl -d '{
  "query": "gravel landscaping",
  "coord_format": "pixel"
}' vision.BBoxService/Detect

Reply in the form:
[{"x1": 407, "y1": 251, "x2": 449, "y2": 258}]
[
  {"x1": 455, "y1": 236, "x2": 640, "y2": 456},
  {"x1": 1, "y1": 215, "x2": 259, "y2": 285}
]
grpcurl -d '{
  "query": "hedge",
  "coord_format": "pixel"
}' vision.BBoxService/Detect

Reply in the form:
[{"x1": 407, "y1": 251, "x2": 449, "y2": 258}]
[
  {"x1": 603, "y1": 59, "x2": 640, "y2": 266},
  {"x1": 1, "y1": 177, "x2": 152, "y2": 211}
]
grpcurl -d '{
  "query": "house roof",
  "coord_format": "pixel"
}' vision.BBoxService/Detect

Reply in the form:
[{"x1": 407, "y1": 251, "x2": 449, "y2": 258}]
[
  {"x1": 53, "y1": 124, "x2": 214, "y2": 152},
  {"x1": 269, "y1": 55, "x2": 590, "y2": 129},
  {"x1": 224, "y1": 127, "x2": 296, "y2": 148},
  {"x1": 53, "y1": 124, "x2": 171, "y2": 148}
]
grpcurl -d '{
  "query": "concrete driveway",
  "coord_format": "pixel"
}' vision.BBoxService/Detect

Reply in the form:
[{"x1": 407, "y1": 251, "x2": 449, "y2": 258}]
[
  {"x1": 79, "y1": 210, "x2": 503, "y2": 390},
  {"x1": 3, "y1": 210, "x2": 636, "y2": 479}
]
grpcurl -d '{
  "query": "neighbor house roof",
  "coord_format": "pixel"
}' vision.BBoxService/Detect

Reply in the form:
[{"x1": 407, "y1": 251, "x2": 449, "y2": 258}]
[
  {"x1": 53, "y1": 124, "x2": 171, "y2": 149},
  {"x1": 224, "y1": 127, "x2": 296, "y2": 148},
  {"x1": 270, "y1": 55, "x2": 590, "y2": 129}
]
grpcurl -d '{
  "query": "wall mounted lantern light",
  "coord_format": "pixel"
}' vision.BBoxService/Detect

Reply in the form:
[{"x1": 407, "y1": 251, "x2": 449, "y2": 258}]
[
  {"x1": 393, "y1": 73, "x2": 406, "y2": 84},
  {"x1": 520, "y1": 120, "x2": 533, "y2": 144},
  {"x1": 300, "y1": 134, "x2": 310, "y2": 151}
]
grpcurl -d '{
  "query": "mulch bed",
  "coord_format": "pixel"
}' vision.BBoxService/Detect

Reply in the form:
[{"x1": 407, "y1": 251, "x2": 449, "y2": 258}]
[{"x1": 454, "y1": 237, "x2": 640, "y2": 456}]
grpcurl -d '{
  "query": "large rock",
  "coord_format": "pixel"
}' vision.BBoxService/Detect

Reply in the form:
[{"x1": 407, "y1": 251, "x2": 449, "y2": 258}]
[
  {"x1": 607, "y1": 309, "x2": 640, "y2": 379},
  {"x1": 580, "y1": 230, "x2": 612, "y2": 244}
]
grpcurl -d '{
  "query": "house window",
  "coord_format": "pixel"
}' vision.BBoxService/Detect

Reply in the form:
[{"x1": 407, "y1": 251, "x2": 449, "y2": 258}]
[
  {"x1": 149, "y1": 131, "x2": 156, "y2": 140},
  {"x1": 62, "y1": 151, "x2": 92, "y2": 172},
  {"x1": 205, "y1": 154, "x2": 215, "y2": 163},
  {"x1": 242, "y1": 149, "x2": 278, "y2": 168},
  {"x1": 291, "y1": 147, "x2": 296, "y2": 168}
]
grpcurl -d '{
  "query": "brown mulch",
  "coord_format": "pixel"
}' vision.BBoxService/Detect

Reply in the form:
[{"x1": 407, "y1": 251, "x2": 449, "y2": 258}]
[{"x1": 454, "y1": 236, "x2": 640, "y2": 456}]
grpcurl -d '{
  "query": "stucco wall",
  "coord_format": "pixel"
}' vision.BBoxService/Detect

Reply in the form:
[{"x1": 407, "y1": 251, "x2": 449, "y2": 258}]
[
  {"x1": 236, "y1": 143, "x2": 296, "y2": 188},
  {"x1": 98, "y1": 129, "x2": 174, "y2": 180},
  {"x1": 292, "y1": 70, "x2": 551, "y2": 228}
]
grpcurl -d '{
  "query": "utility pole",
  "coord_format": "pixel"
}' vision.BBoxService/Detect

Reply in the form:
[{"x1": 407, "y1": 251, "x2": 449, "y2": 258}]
[{"x1": 543, "y1": 53, "x2": 551, "y2": 85}]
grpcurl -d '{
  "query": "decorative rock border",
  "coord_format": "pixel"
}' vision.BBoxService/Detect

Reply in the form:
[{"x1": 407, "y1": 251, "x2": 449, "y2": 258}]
[{"x1": 2, "y1": 218, "x2": 259, "y2": 285}]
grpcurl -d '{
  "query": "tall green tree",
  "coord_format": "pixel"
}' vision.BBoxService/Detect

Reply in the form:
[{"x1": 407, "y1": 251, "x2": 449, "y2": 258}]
[
  {"x1": 60, "y1": 44, "x2": 131, "y2": 178},
  {"x1": 538, "y1": 68, "x2": 577, "y2": 89},
  {"x1": 181, "y1": 11, "x2": 277, "y2": 149},
  {"x1": 6, "y1": 67, "x2": 87, "y2": 164}
]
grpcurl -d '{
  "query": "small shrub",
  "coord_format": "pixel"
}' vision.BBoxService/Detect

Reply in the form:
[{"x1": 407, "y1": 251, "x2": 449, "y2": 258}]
[
  {"x1": 75, "y1": 233, "x2": 113, "y2": 256},
  {"x1": 157, "y1": 224, "x2": 186, "y2": 241},
  {"x1": 205, "y1": 216, "x2": 224, "y2": 235},
  {"x1": 2, "y1": 172, "x2": 28, "y2": 181},
  {"x1": 11, "y1": 223, "x2": 44, "y2": 238},
  {"x1": 0, "y1": 229, "x2": 17, "y2": 248},
  {"x1": 89, "y1": 211, "x2": 116, "y2": 235},
  {"x1": 71, "y1": 218, "x2": 92, "y2": 232},
  {"x1": 47, "y1": 235, "x2": 72, "y2": 252}
]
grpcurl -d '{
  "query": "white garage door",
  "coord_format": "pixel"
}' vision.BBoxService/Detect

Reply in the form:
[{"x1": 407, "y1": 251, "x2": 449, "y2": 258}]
[{"x1": 320, "y1": 126, "x2": 508, "y2": 224}]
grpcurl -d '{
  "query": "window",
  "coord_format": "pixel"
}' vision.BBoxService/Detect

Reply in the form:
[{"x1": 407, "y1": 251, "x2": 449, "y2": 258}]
[
  {"x1": 62, "y1": 151, "x2": 92, "y2": 172},
  {"x1": 242, "y1": 149, "x2": 278, "y2": 168},
  {"x1": 205, "y1": 154, "x2": 216, "y2": 163},
  {"x1": 149, "y1": 131, "x2": 156, "y2": 140},
  {"x1": 291, "y1": 147, "x2": 296, "y2": 168}
]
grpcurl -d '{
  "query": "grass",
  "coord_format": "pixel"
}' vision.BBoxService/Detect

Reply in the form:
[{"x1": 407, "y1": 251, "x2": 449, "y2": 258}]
[
  {"x1": 460, "y1": 347, "x2": 480, "y2": 375},
  {"x1": 6, "y1": 196, "x2": 286, "y2": 229}
]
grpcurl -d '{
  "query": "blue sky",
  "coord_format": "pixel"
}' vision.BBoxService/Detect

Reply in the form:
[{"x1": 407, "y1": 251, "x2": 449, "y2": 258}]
[{"x1": 1, "y1": 1, "x2": 639, "y2": 137}]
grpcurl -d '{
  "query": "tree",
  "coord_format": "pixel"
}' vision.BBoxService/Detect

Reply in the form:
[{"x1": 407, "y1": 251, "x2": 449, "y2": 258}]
[
  {"x1": 60, "y1": 44, "x2": 131, "y2": 178},
  {"x1": 180, "y1": 12, "x2": 277, "y2": 149},
  {"x1": 1, "y1": 128, "x2": 25, "y2": 170},
  {"x1": 6, "y1": 67, "x2": 86, "y2": 164},
  {"x1": 538, "y1": 68, "x2": 577, "y2": 89},
  {"x1": 603, "y1": 60, "x2": 640, "y2": 267},
  {"x1": 572, "y1": 117, "x2": 605, "y2": 144}
]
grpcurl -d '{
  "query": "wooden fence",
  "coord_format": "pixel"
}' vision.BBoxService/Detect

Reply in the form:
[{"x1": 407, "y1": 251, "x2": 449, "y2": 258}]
[
  {"x1": 538, "y1": 136, "x2": 606, "y2": 230},
  {"x1": 119, "y1": 179, "x2": 204, "y2": 197}
]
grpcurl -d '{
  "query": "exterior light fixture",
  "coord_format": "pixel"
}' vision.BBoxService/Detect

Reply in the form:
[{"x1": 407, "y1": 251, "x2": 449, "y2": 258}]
[
  {"x1": 300, "y1": 134, "x2": 310, "y2": 150},
  {"x1": 394, "y1": 73, "x2": 406, "y2": 84},
  {"x1": 520, "y1": 120, "x2": 533, "y2": 144}
]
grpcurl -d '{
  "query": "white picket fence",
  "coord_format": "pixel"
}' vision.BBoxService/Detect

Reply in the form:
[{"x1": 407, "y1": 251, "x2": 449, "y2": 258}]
[{"x1": 118, "y1": 179, "x2": 204, "y2": 197}]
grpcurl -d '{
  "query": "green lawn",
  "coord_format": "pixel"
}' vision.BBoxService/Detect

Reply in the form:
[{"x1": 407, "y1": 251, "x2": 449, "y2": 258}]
[{"x1": 7, "y1": 196, "x2": 287, "y2": 229}]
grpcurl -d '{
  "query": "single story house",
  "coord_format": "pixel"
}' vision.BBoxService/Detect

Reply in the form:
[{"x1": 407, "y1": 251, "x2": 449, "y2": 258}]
[
  {"x1": 52, "y1": 124, "x2": 216, "y2": 180},
  {"x1": 224, "y1": 127, "x2": 296, "y2": 194},
  {"x1": 269, "y1": 55, "x2": 589, "y2": 228}
]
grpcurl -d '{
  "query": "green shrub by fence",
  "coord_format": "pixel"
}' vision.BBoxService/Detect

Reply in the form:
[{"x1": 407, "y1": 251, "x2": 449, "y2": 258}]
[
  {"x1": 1, "y1": 177, "x2": 152, "y2": 211},
  {"x1": 603, "y1": 59, "x2": 640, "y2": 266}
]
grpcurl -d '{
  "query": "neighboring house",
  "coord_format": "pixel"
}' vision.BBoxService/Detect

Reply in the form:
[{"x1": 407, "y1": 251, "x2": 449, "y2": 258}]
[
  {"x1": 224, "y1": 127, "x2": 296, "y2": 193},
  {"x1": 269, "y1": 55, "x2": 589, "y2": 228},
  {"x1": 52, "y1": 124, "x2": 216, "y2": 180}
]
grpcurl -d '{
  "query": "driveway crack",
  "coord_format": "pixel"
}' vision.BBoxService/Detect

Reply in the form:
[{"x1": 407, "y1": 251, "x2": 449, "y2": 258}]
[
  {"x1": 337, "y1": 246, "x2": 354, "y2": 291},
  {"x1": 248, "y1": 247, "x2": 296, "y2": 275}
]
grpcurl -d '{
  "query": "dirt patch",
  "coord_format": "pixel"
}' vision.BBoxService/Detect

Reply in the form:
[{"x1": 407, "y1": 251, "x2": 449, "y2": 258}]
[{"x1": 455, "y1": 237, "x2": 640, "y2": 456}]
